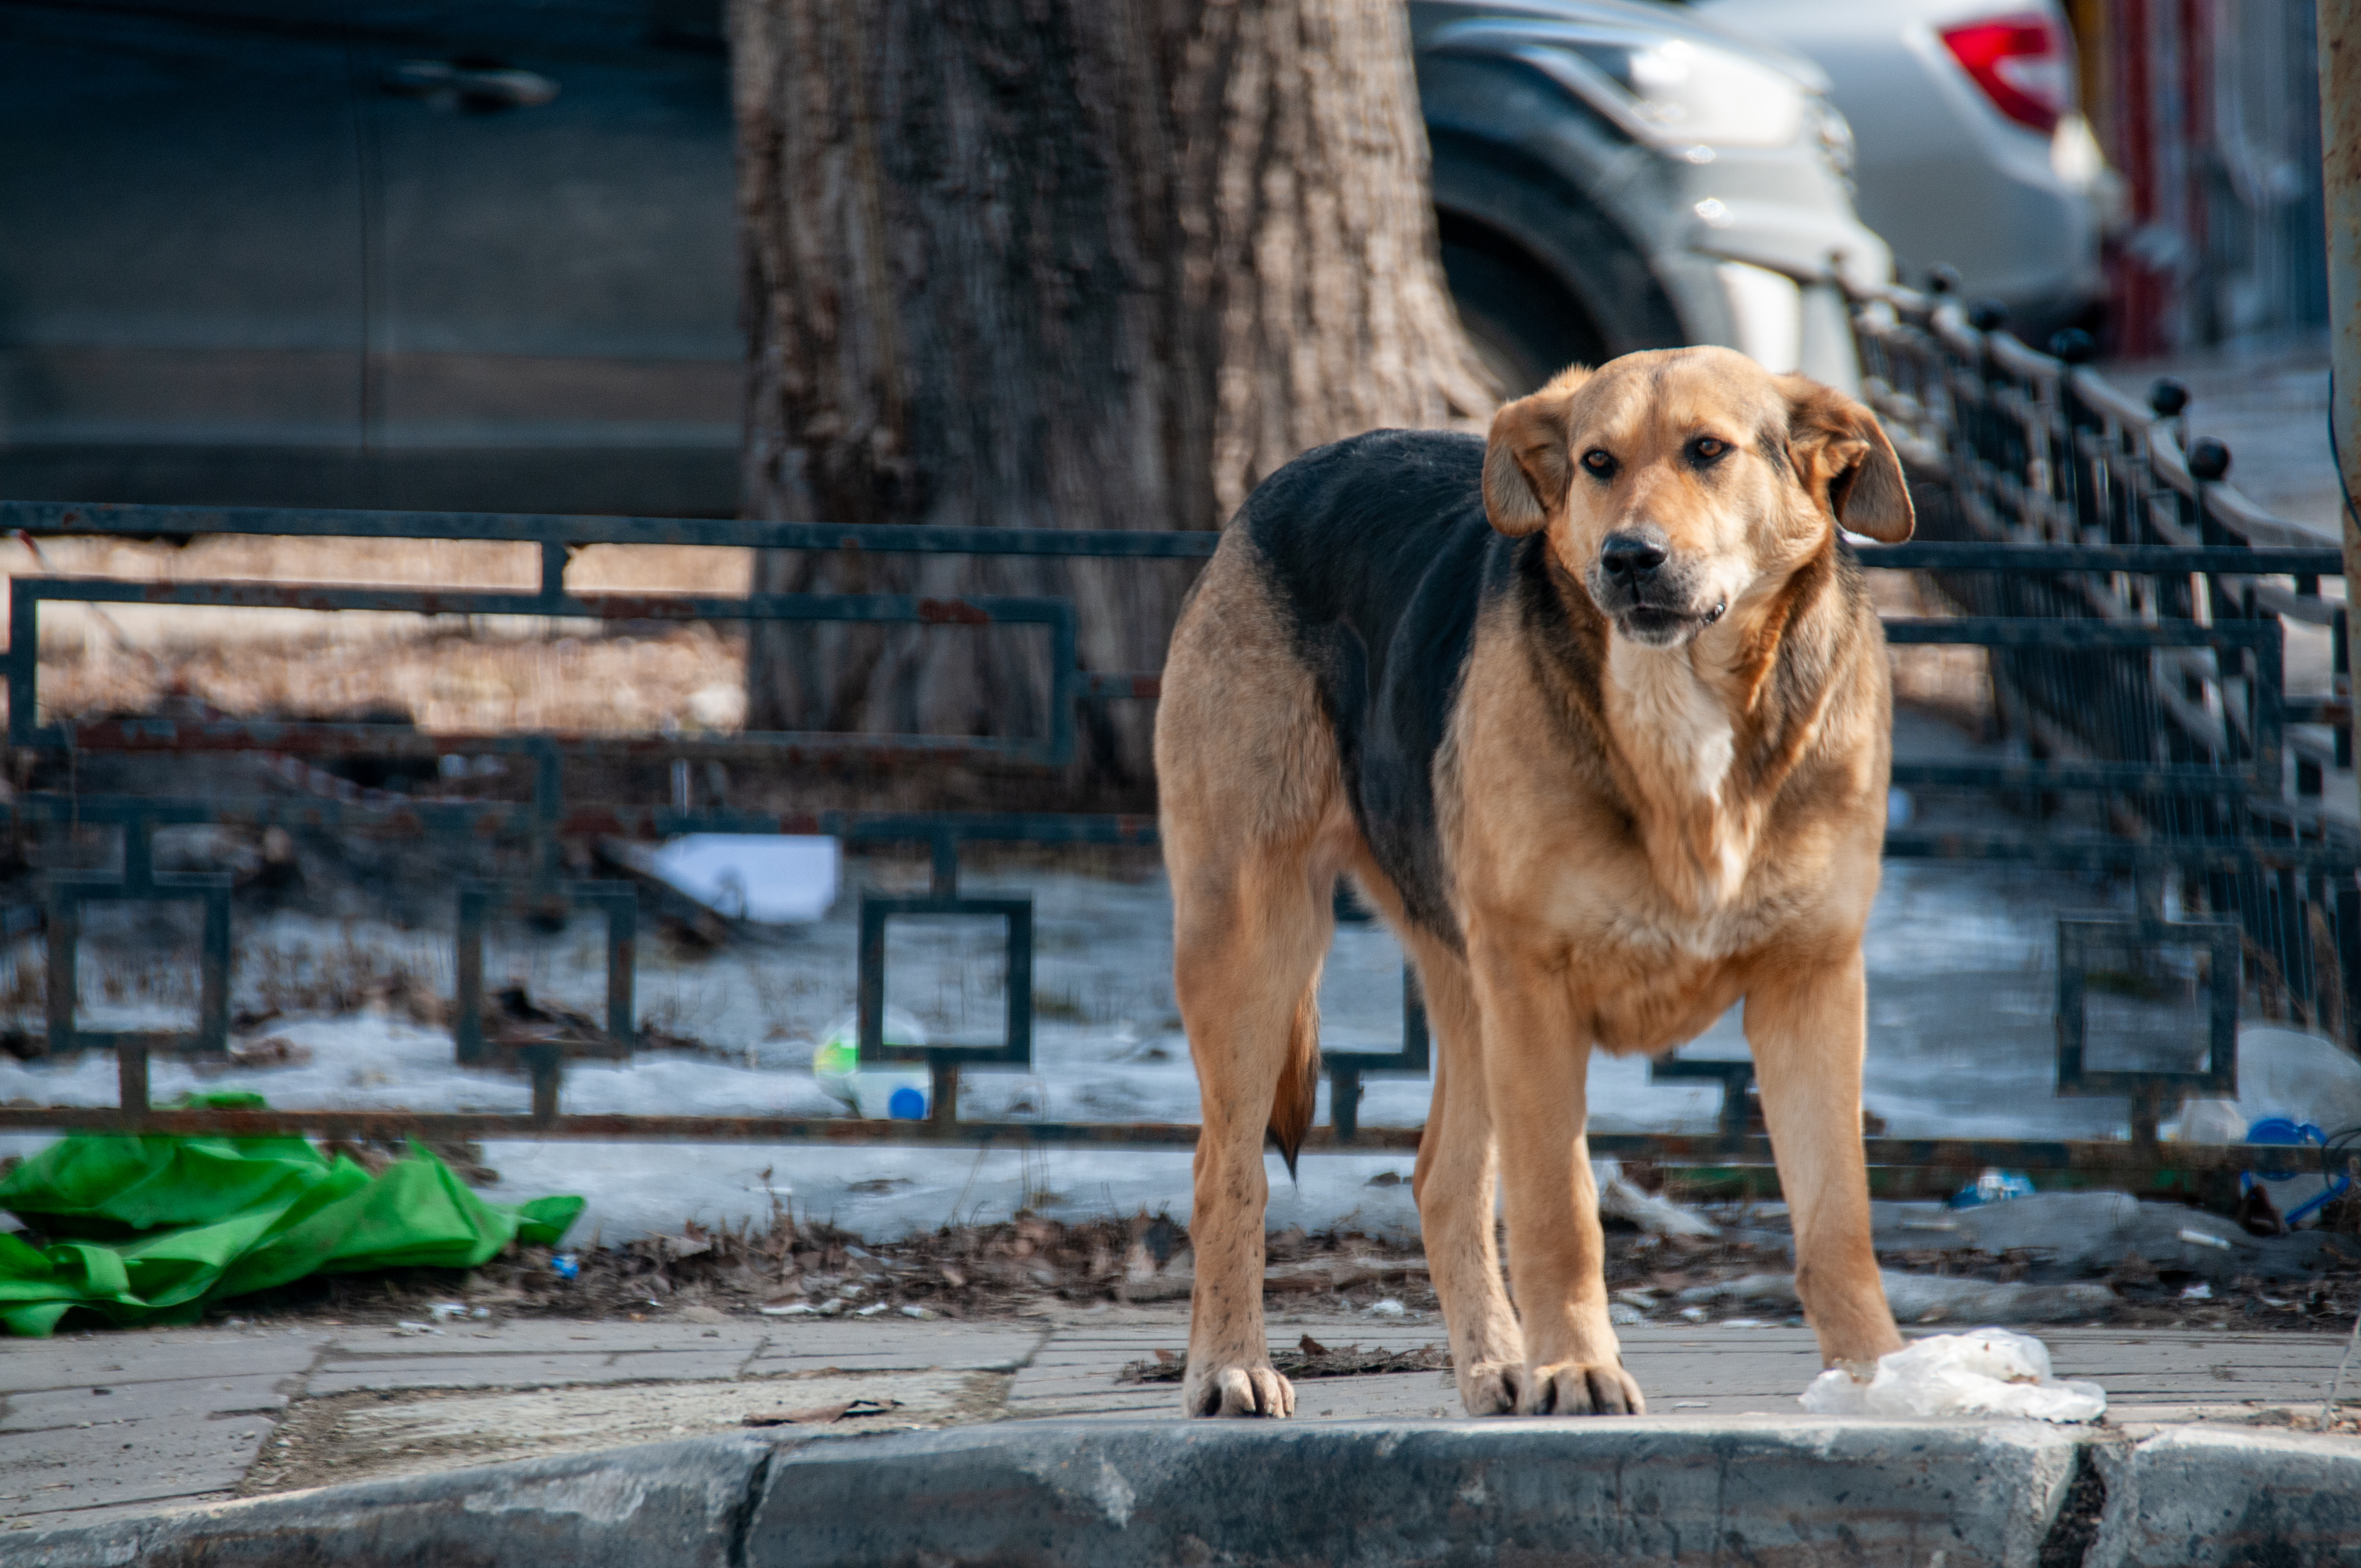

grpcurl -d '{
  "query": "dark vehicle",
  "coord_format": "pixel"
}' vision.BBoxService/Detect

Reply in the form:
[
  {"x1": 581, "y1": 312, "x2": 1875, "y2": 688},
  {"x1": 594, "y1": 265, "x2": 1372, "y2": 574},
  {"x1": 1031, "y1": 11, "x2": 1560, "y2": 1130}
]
[{"x1": 0, "y1": 0, "x2": 1882, "y2": 516}]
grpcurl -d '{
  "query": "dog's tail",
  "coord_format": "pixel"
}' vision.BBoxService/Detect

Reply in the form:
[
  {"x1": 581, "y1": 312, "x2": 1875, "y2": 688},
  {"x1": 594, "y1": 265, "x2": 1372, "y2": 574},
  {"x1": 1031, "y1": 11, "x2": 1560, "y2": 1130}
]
[{"x1": 1265, "y1": 987, "x2": 1321, "y2": 1178}]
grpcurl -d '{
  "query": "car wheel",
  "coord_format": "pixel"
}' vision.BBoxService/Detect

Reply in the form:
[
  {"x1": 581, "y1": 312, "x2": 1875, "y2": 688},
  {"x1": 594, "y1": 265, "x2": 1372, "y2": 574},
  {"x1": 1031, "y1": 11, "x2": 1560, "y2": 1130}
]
[{"x1": 1440, "y1": 232, "x2": 1606, "y2": 397}]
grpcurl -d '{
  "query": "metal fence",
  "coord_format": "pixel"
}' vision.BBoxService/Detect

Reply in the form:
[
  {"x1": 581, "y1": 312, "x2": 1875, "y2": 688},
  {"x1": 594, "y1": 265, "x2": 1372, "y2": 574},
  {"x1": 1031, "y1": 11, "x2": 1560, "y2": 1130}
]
[
  {"x1": 0, "y1": 290, "x2": 2349, "y2": 1204},
  {"x1": 1857, "y1": 288, "x2": 2357, "y2": 1053}
]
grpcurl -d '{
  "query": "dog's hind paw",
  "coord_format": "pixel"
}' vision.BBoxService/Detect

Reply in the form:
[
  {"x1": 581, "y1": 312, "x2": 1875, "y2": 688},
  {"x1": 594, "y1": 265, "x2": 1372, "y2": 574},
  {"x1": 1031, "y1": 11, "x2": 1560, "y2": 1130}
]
[
  {"x1": 1458, "y1": 1359, "x2": 1528, "y2": 1416},
  {"x1": 1518, "y1": 1360, "x2": 1646, "y2": 1417},
  {"x1": 1185, "y1": 1363, "x2": 1295, "y2": 1418}
]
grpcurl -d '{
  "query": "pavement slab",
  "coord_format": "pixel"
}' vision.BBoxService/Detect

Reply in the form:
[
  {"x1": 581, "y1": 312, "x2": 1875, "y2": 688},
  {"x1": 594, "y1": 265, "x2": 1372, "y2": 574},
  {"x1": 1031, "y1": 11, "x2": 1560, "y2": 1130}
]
[
  {"x1": 3, "y1": 1311, "x2": 2360, "y2": 1535},
  {"x1": 244, "y1": 1369, "x2": 1007, "y2": 1495},
  {"x1": 0, "y1": 1329, "x2": 327, "y2": 1393}
]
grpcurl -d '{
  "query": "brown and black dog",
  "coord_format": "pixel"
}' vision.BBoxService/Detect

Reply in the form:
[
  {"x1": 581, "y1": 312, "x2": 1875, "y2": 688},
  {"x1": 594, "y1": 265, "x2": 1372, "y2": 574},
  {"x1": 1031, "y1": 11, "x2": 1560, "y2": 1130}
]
[{"x1": 1154, "y1": 346, "x2": 1914, "y2": 1418}]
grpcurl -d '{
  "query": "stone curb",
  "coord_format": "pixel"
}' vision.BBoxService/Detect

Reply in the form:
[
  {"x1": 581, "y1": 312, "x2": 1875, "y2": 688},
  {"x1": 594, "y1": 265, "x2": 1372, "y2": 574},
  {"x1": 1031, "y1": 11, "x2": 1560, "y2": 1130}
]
[{"x1": 9, "y1": 1417, "x2": 2361, "y2": 1567}]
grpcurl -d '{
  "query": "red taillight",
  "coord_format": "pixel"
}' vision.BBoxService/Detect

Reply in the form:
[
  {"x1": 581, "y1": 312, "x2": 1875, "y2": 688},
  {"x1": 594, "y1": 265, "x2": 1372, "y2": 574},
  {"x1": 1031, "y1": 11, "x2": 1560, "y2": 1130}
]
[{"x1": 1939, "y1": 12, "x2": 2072, "y2": 136}]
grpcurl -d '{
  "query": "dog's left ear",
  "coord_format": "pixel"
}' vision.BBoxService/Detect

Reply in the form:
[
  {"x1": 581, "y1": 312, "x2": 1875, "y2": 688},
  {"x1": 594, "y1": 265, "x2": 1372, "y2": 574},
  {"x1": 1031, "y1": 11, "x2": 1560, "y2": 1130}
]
[{"x1": 1776, "y1": 376, "x2": 1914, "y2": 543}]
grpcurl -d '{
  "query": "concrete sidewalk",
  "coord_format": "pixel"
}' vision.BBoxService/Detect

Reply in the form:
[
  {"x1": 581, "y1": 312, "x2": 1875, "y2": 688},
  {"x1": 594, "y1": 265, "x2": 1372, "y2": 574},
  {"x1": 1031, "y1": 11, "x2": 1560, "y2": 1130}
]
[{"x1": 3, "y1": 1306, "x2": 2353, "y2": 1536}]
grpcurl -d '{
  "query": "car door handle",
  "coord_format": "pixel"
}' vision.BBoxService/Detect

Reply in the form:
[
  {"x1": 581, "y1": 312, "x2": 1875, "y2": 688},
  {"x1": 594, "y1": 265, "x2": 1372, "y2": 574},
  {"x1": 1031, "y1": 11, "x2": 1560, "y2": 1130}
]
[{"x1": 381, "y1": 60, "x2": 561, "y2": 110}]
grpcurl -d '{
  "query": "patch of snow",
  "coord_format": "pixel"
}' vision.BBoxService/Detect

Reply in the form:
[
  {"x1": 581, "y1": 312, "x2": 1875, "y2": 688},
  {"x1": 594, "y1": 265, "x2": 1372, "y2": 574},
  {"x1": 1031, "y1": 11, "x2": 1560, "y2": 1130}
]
[{"x1": 0, "y1": 854, "x2": 2215, "y2": 1243}]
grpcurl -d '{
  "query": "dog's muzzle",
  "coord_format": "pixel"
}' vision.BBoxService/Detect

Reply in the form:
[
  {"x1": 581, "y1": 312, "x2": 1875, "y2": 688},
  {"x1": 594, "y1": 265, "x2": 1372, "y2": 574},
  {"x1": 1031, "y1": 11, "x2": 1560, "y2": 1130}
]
[{"x1": 1589, "y1": 529, "x2": 1726, "y2": 646}]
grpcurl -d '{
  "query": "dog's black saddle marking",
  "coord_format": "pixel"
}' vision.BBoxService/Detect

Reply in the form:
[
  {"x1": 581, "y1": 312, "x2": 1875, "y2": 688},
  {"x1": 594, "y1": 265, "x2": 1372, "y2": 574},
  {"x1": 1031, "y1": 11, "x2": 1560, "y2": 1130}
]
[{"x1": 1237, "y1": 428, "x2": 1533, "y2": 950}]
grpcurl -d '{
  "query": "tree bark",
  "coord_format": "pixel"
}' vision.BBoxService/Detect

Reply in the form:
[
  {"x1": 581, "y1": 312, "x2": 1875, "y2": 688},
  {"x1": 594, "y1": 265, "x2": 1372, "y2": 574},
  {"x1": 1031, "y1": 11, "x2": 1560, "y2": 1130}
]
[{"x1": 731, "y1": 0, "x2": 1495, "y2": 803}]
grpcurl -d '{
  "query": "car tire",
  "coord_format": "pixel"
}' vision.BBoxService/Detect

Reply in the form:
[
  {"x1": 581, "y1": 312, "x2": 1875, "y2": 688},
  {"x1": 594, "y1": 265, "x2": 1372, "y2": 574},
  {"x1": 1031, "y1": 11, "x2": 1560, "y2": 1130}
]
[{"x1": 1439, "y1": 230, "x2": 1607, "y2": 398}]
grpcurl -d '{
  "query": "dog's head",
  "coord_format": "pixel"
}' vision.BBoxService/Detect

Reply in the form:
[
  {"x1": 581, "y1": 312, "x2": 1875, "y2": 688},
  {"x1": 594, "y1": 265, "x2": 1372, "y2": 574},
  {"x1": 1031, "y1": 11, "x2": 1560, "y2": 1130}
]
[{"x1": 1481, "y1": 347, "x2": 1912, "y2": 648}]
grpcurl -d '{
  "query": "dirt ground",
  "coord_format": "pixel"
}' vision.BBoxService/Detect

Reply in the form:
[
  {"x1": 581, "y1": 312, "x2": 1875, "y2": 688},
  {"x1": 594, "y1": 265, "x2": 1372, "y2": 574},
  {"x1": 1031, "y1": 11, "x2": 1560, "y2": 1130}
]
[{"x1": 187, "y1": 1193, "x2": 2361, "y2": 1345}]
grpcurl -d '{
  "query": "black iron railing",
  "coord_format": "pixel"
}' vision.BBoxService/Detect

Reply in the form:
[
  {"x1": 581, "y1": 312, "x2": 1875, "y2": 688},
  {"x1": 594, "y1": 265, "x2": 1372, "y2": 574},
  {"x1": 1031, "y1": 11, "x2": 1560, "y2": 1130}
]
[{"x1": 0, "y1": 291, "x2": 2347, "y2": 1201}]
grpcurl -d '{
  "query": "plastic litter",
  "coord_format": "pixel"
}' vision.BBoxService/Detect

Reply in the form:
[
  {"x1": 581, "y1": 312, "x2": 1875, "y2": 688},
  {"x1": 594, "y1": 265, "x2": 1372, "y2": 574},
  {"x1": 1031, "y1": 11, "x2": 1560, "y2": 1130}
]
[
  {"x1": 2238, "y1": 1117, "x2": 2352, "y2": 1229},
  {"x1": 813, "y1": 1009, "x2": 932, "y2": 1119},
  {"x1": 1594, "y1": 1159, "x2": 1719, "y2": 1238},
  {"x1": 1799, "y1": 1327, "x2": 2106, "y2": 1422},
  {"x1": 1949, "y1": 1168, "x2": 2036, "y2": 1209},
  {"x1": 2173, "y1": 1027, "x2": 2361, "y2": 1154},
  {"x1": 427, "y1": 1301, "x2": 468, "y2": 1321},
  {"x1": 1364, "y1": 1297, "x2": 1406, "y2": 1317},
  {"x1": 550, "y1": 1253, "x2": 582, "y2": 1280},
  {"x1": 1679, "y1": 1272, "x2": 1799, "y2": 1306},
  {"x1": 1876, "y1": 1271, "x2": 2114, "y2": 1325},
  {"x1": 641, "y1": 834, "x2": 839, "y2": 924},
  {"x1": 0, "y1": 1093, "x2": 581, "y2": 1336}
]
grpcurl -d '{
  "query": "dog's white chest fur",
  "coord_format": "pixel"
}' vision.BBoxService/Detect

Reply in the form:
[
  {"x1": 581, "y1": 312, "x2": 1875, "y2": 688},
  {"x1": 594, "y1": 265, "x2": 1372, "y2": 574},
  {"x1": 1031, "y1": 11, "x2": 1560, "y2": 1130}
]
[
  {"x1": 1604, "y1": 638, "x2": 1750, "y2": 913},
  {"x1": 1606, "y1": 639, "x2": 1736, "y2": 802}
]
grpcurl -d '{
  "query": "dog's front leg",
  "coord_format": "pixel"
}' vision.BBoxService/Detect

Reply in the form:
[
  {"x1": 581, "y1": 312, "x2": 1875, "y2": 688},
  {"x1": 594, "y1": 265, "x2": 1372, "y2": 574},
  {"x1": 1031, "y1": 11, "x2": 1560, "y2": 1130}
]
[
  {"x1": 1470, "y1": 932, "x2": 1645, "y2": 1416},
  {"x1": 1745, "y1": 949, "x2": 1903, "y2": 1376},
  {"x1": 1405, "y1": 941, "x2": 1528, "y2": 1415}
]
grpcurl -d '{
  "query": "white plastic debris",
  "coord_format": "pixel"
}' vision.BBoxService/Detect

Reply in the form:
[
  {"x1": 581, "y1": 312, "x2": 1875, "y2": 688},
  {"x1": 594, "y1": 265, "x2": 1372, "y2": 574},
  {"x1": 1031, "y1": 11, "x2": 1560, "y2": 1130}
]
[
  {"x1": 1594, "y1": 1159, "x2": 1720, "y2": 1238},
  {"x1": 812, "y1": 1009, "x2": 932, "y2": 1119},
  {"x1": 1799, "y1": 1327, "x2": 2106, "y2": 1422},
  {"x1": 1363, "y1": 1297, "x2": 1407, "y2": 1317},
  {"x1": 2179, "y1": 1227, "x2": 2234, "y2": 1251},
  {"x1": 2170, "y1": 1028, "x2": 2361, "y2": 1233},
  {"x1": 426, "y1": 1301, "x2": 468, "y2": 1321},
  {"x1": 760, "y1": 1302, "x2": 817, "y2": 1316},
  {"x1": 644, "y1": 834, "x2": 840, "y2": 924}
]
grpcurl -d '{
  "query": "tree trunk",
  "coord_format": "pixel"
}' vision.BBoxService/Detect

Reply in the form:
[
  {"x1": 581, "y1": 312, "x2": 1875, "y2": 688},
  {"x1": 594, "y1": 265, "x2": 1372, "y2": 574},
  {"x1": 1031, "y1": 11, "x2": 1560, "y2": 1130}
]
[{"x1": 730, "y1": 0, "x2": 1495, "y2": 804}]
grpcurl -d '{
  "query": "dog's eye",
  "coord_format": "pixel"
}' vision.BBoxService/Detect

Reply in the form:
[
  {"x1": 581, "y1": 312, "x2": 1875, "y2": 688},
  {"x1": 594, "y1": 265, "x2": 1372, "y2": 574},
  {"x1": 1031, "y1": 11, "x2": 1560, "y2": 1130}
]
[
  {"x1": 1690, "y1": 436, "x2": 1730, "y2": 464},
  {"x1": 1581, "y1": 449, "x2": 1617, "y2": 479}
]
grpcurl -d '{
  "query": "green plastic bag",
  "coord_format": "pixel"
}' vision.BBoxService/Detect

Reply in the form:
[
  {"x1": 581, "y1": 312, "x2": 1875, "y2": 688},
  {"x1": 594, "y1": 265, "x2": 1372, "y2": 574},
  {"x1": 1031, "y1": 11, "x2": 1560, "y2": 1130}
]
[{"x1": 0, "y1": 1095, "x2": 583, "y2": 1336}]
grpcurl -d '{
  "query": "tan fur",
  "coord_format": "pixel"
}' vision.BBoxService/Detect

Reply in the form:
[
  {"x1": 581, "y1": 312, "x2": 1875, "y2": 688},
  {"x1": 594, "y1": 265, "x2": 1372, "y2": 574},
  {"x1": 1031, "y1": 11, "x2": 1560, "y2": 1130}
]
[{"x1": 1159, "y1": 346, "x2": 1913, "y2": 1419}]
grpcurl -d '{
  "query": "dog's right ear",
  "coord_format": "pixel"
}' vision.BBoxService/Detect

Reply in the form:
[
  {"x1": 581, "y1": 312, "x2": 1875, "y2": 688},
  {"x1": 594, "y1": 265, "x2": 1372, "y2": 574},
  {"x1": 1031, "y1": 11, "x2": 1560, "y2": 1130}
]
[{"x1": 1482, "y1": 368, "x2": 1588, "y2": 537}]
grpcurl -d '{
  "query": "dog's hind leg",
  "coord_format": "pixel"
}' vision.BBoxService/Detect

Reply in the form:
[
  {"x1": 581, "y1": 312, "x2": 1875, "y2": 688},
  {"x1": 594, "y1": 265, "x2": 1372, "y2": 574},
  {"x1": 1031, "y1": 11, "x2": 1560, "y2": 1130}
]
[
  {"x1": 1156, "y1": 543, "x2": 1343, "y2": 1418},
  {"x1": 1403, "y1": 934, "x2": 1530, "y2": 1415},
  {"x1": 1167, "y1": 832, "x2": 1336, "y2": 1417}
]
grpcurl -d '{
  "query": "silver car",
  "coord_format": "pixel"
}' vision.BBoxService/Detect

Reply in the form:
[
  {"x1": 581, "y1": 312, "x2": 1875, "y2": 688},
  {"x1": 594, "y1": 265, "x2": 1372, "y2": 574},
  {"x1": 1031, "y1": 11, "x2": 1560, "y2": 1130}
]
[
  {"x1": 1689, "y1": 0, "x2": 2108, "y2": 341},
  {"x1": 1416, "y1": 0, "x2": 1892, "y2": 394}
]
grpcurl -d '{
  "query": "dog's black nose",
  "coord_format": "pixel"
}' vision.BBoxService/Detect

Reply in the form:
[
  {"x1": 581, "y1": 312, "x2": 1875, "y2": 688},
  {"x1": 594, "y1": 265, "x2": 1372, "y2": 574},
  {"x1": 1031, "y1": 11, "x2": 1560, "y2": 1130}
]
[{"x1": 1600, "y1": 533, "x2": 1667, "y2": 582}]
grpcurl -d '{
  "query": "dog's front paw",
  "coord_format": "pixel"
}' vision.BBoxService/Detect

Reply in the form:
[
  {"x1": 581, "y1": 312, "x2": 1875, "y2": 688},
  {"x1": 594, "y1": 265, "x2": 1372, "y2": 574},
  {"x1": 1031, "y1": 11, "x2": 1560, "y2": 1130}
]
[
  {"x1": 1182, "y1": 1362, "x2": 1296, "y2": 1418},
  {"x1": 1457, "y1": 1359, "x2": 1529, "y2": 1416},
  {"x1": 1517, "y1": 1360, "x2": 1646, "y2": 1417}
]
